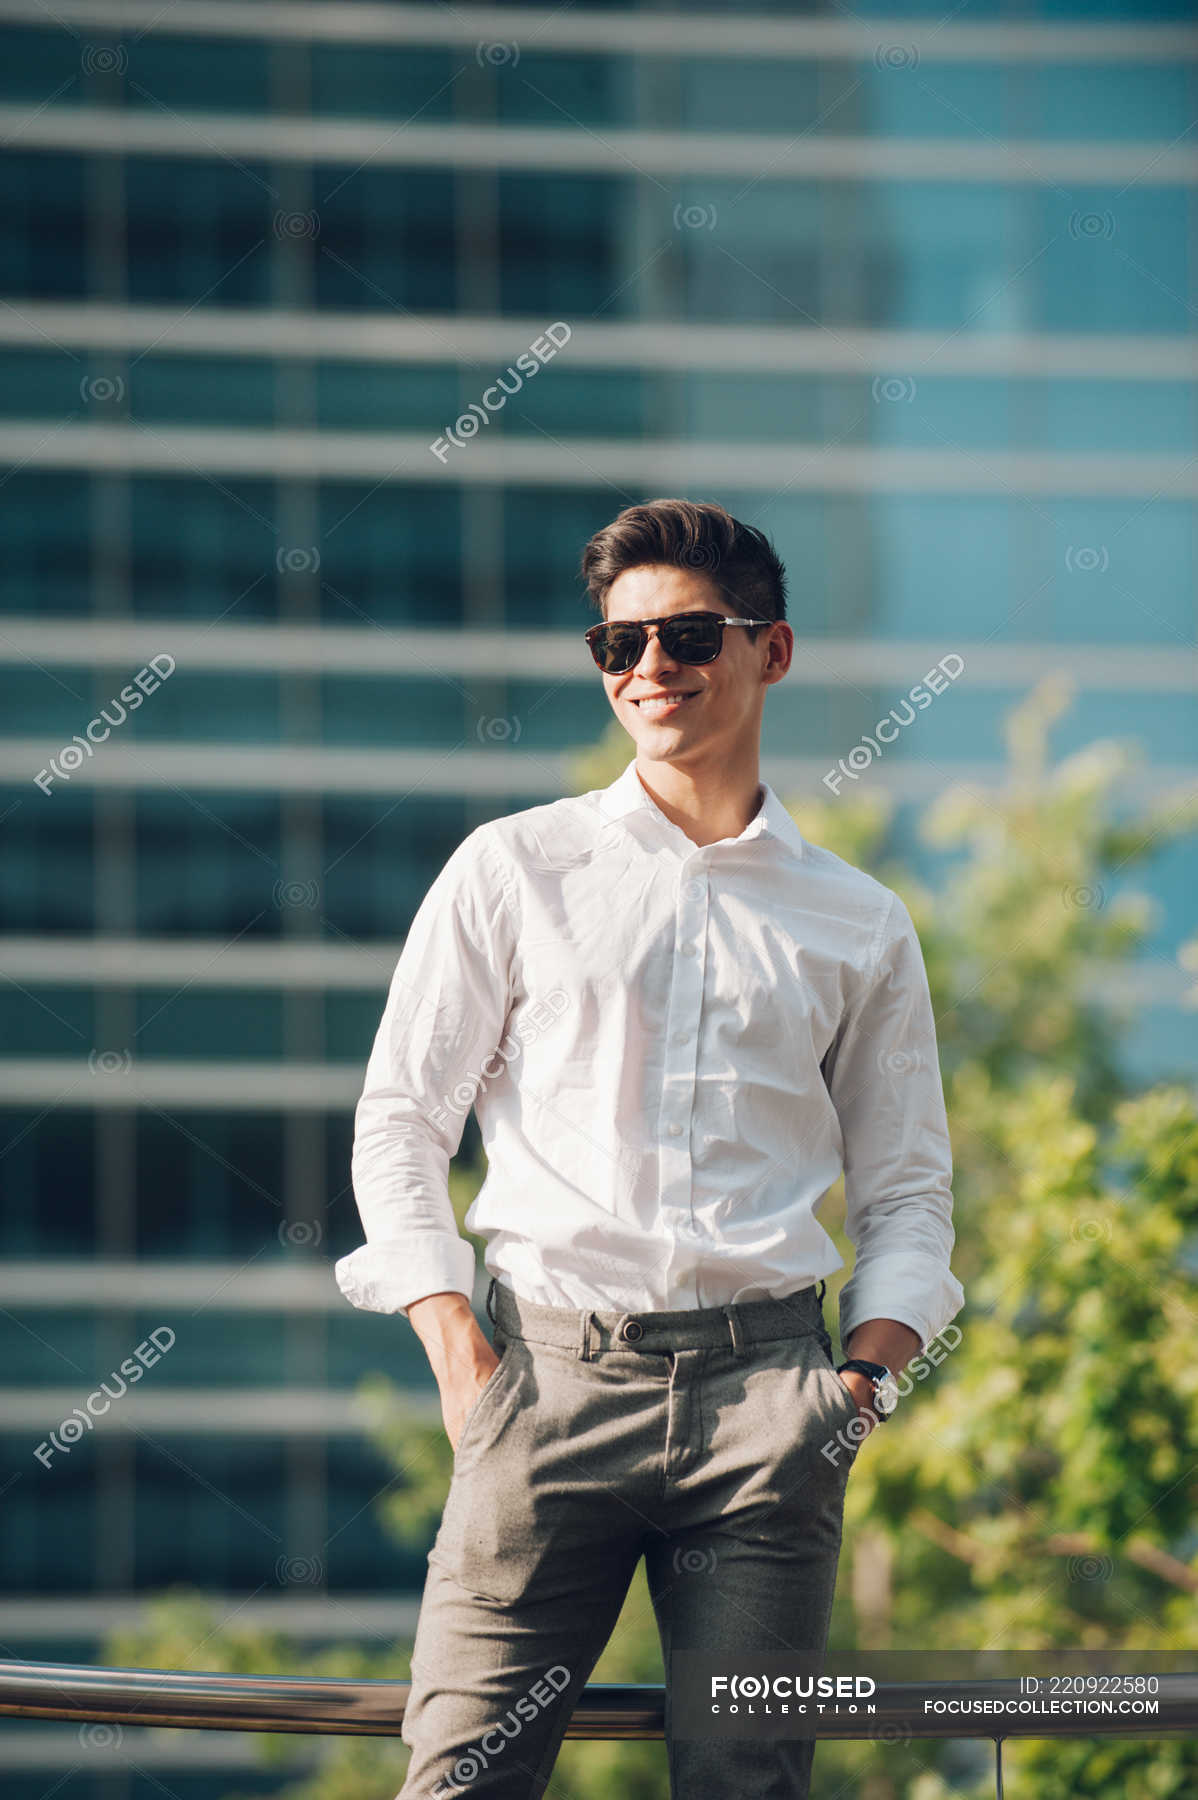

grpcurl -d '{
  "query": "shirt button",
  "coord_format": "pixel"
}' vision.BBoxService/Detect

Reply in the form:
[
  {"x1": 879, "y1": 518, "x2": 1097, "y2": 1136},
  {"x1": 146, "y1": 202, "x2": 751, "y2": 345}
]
[
  {"x1": 684, "y1": 879, "x2": 704, "y2": 900},
  {"x1": 674, "y1": 1031, "x2": 691, "y2": 1046},
  {"x1": 667, "y1": 1122, "x2": 683, "y2": 1137},
  {"x1": 681, "y1": 943, "x2": 696, "y2": 957}
]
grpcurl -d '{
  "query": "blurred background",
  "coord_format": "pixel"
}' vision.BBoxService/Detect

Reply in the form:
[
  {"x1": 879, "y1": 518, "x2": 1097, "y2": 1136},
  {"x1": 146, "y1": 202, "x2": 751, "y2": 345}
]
[{"x1": 0, "y1": 1, "x2": 1196, "y2": 1797}]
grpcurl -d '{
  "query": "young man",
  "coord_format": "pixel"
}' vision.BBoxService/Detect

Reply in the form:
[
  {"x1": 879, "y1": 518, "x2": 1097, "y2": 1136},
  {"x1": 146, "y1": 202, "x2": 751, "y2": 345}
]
[{"x1": 336, "y1": 498, "x2": 965, "y2": 1799}]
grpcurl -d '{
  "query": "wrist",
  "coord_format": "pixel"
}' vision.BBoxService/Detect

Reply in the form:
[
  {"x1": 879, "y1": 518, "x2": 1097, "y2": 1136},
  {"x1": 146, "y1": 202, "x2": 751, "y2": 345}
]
[
  {"x1": 837, "y1": 1357, "x2": 899, "y2": 1420},
  {"x1": 844, "y1": 1318, "x2": 920, "y2": 1370},
  {"x1": 407, "y1": 1292, "x2": 488, "y2": 1378},
  {"x1": 837, "y1": 1368, "x2": 874, "y2": 1408},
  {"x1": 406, "y1": 1289, "x2": 474, "y2": 1332}
]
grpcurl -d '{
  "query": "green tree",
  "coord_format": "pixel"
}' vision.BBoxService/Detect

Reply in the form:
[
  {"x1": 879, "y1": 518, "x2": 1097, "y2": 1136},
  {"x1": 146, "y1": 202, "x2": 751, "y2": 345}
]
[{"x1": 108, "y1": 681, "x2": 1198, "y2": 1798}]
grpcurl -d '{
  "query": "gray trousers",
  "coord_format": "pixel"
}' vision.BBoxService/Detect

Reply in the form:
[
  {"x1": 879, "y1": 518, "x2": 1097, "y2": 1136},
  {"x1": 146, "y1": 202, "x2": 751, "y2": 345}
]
[{"x1": 398, "y1": 1276, "x2": 862, "y2": 1800}]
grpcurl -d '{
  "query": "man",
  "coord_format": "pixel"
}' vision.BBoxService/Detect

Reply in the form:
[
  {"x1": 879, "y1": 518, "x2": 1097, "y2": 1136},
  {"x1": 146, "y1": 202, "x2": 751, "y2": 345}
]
[{"x1": 335, "y1": 497, "x2": 965, "y2": 1799}]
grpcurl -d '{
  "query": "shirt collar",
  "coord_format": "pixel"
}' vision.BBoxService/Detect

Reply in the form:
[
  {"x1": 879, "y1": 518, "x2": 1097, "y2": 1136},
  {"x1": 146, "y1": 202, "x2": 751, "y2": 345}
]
[{"x1": 598, "y1": 757, "x2": 805, "y2": 859}]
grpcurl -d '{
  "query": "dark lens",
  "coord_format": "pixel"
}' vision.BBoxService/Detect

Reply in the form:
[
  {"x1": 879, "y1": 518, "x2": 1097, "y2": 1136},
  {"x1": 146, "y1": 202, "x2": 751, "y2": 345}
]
[
  {"x1": 660, "y1": 615, "x2": 722, "y2": 664},
  {"x1": 591, "y1": 623, "x2": 645, "y2": 673}
]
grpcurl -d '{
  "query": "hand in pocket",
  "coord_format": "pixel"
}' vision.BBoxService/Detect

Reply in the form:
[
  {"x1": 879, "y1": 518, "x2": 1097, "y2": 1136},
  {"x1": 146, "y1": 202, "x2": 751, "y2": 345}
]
[{"x1": 443, "y1": 1348, "x2": 503, "y2": 1453}]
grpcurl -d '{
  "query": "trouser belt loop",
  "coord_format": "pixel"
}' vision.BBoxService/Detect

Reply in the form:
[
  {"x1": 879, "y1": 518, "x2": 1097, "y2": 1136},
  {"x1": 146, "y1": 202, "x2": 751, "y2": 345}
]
[
  {"x1": 578, "y1": 1308, "x2": 594, "y2": 1362},
  {"x1": 722, "y1": 1304, "x2": 745, "y2": 1359},
  {"x1": 815, "y1": 1278, "x2": 827, "y2": 1307},
  {"x1": 485, "y1": 1276, "x2": 498, "y2": 1326}
]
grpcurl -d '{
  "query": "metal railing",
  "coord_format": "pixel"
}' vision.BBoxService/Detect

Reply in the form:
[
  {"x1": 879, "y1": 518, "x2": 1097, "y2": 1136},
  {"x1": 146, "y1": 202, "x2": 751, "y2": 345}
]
[{"x1": 2, "y1": 1661, "x2": 1195, "y2": 1798}]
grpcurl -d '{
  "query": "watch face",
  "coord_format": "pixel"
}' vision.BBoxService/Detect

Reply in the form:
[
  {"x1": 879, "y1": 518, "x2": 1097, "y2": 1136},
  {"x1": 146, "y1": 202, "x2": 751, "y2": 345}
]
[{"x1": 874, "y1": 1375, "x2": 900, "y2": 1417}]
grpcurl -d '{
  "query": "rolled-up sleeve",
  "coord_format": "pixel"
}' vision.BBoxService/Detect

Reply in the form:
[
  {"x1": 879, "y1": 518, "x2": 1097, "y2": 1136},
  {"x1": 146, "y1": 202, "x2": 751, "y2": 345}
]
[
  {"x1": 334, "y1": 824, "x2": 516, "y2": 1318},
  {"x1": 823, "y1": 890, "x2": 965, "y2": 1353}
]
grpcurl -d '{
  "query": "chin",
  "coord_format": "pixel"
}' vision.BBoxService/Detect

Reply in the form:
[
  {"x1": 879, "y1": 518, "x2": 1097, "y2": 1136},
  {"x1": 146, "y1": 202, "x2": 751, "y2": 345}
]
[
  {"x1": 629, "y1": 720, "x2": 690, "y2": 750},
  {"x1": 633, "y1": 732, "x2": 706, "y2": 767}
]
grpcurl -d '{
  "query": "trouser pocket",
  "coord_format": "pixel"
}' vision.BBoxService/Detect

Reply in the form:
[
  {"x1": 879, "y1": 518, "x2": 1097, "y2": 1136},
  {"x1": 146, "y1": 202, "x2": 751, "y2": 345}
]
[
  {"x1": 428, "y1": 1337, "x2": 535, "y2": 1603},
  {"x1": 452, "y1": 1335, "x2": 515, "y2": 1455},
  {"x1": 778, "y1": 1330, "x2": 864, "y2": 1476}
]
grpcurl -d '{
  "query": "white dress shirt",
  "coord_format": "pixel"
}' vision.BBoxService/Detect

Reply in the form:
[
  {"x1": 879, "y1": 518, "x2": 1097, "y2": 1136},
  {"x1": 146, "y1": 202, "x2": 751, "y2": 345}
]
[{"x1": 335, "y1": 757, "x2": 964, "y2": 1351}]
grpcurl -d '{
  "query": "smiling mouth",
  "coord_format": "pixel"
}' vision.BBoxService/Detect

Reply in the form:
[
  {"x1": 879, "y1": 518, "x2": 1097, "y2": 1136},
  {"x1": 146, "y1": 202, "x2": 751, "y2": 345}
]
[{"x1": 631, "y1": 691, "x2": 701, "y2": 717}]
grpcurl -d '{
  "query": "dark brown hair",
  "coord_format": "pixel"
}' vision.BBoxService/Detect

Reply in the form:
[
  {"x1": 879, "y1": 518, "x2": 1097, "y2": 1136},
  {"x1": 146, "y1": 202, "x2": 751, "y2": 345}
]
[{"x1": 580, "y1": 498, "x2": 787, "y2": 628}]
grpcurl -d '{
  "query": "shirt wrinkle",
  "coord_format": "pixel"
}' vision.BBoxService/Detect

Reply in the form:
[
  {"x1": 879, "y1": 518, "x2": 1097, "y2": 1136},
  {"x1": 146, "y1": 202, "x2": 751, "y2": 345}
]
[{"x1": 336, "y1": 755, "x2": 964, "y2": 1353}]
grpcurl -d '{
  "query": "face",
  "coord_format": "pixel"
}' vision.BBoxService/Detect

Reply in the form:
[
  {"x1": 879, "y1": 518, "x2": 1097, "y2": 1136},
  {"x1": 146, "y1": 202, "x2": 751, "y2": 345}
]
[{"x1": 598, "y1": 565, "x2": 792, "y2": 774}]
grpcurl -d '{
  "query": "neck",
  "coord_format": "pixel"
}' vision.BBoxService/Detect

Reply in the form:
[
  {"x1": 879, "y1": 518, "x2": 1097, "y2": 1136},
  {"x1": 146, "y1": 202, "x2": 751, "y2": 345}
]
[{"x1": 634, "y1": 756, "x2": 764, "y2": 848}]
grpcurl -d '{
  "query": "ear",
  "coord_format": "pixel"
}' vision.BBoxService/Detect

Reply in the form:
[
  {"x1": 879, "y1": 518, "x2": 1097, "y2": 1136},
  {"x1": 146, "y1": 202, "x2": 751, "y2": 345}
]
[{"x1": 763, "y1": 622, "x2": 794, "y2": 683}]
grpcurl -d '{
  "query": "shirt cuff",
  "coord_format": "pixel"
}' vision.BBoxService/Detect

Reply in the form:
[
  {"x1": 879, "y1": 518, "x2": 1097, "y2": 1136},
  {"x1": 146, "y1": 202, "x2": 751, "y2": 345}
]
[
  {"x1": 838, "y1": 1254, "x2": 965, "y2": 1356},
  {"x1": 334, "y1": 1236, "x2": 477, "y2": 1317}
]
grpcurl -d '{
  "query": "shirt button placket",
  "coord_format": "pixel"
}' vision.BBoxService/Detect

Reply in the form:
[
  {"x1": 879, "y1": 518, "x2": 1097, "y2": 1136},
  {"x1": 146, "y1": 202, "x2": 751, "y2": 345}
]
[{"x1": 660, "y1": 863, "x2": 708, "y2": 1290}]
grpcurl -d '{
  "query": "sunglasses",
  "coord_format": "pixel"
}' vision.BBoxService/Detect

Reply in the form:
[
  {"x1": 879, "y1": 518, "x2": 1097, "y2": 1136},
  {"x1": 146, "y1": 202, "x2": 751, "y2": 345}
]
[{"x1": 584, "y1": 609, "x2": 773, "y2": 675}]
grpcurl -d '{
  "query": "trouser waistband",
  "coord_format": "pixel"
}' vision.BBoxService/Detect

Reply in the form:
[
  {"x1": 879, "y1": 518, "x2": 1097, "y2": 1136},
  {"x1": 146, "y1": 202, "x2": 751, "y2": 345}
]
[{"x1": 486, "y1": 1275, "x2": 828, "y2": 1359}]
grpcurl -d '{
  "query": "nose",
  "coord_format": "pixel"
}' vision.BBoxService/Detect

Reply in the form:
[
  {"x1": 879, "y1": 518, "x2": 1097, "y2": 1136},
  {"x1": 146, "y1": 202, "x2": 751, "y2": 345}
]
[{"x1": 630, "y1": 624, "x2": 681, "y2": 676}]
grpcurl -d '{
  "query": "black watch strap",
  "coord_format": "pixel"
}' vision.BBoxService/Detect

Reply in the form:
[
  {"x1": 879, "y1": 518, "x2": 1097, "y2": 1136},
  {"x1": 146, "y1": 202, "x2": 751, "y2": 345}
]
[
  {"x1": 837, "y1": 1358, "x2": 889, "y2": 1382},
  {"x1": 837, "y1": 1357, "x2": 896, "y2": 1420}
]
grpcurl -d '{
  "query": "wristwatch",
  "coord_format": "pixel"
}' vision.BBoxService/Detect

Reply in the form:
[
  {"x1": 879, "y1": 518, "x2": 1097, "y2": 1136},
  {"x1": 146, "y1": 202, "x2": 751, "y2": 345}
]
[{"x1": 836, "y1": 1358, "x2": 899, "y2": 1420}]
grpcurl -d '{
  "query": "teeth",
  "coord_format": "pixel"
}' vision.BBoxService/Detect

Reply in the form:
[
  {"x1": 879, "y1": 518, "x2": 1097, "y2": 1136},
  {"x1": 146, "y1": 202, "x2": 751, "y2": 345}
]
[{"x1": 638, "y1": 694, "x2": 692, "y2": 712}]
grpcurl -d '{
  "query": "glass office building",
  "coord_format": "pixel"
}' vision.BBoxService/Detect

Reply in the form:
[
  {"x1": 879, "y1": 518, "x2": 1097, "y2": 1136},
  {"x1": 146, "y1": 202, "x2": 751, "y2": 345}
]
[{"x1": 0, "y1": 2, "x2": 1194, "y2": 1793}]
